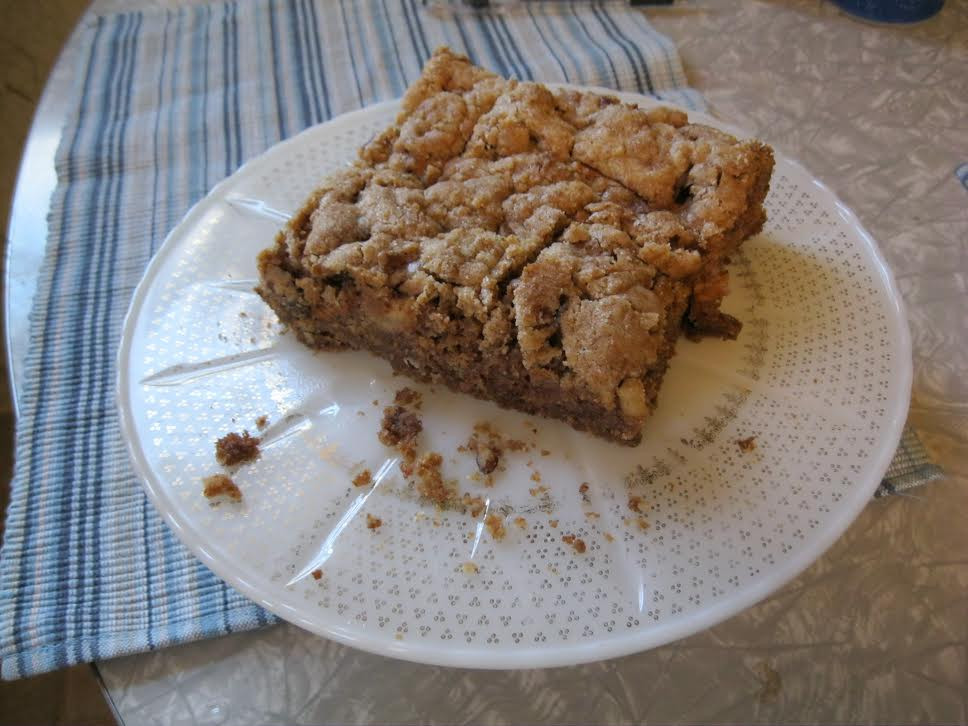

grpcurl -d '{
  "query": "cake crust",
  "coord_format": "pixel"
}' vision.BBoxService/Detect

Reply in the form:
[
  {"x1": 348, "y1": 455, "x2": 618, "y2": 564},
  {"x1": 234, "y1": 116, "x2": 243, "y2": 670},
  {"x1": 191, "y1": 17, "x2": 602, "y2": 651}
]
[{"x1": 257, "y1": 48, "x2": 773, "y2": 445}]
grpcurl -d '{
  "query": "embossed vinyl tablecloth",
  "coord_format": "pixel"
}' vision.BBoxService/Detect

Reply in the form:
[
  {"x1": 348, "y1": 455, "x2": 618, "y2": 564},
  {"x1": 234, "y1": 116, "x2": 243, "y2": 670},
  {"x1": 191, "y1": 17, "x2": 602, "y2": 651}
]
[{"x1": 4, "y1": 0, "x2": 966, "y2": 723}]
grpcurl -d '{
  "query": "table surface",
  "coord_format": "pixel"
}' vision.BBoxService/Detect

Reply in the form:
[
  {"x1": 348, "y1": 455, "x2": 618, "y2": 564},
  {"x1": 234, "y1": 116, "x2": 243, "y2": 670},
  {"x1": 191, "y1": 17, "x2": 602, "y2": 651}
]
[{"x1": 6, "y1": 0, "x2": 967, "y2": 723}]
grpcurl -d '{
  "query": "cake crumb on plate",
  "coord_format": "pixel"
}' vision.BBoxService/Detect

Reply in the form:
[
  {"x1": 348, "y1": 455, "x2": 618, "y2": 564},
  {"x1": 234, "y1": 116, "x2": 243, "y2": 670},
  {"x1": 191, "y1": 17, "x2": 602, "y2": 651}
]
[
  {"x1": 562, "y1": 534, "x2": 587, "y2": 554},
  {"x1": 485, "y1": 513, "x2": 506, "y2": 540},
  {"x1": 215, "y1": 430, "x2": 261, "y2": 466},
  {"x1": 202, "y1": 474, "x2": 242, "y2": 503}
]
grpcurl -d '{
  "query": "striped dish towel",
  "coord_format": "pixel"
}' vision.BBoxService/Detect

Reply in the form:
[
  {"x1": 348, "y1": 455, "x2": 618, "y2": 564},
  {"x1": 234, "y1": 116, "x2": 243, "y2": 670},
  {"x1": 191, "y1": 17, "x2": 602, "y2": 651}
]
[{"x1": 0, "y1": 0, "x2": 940, "y2": 680}]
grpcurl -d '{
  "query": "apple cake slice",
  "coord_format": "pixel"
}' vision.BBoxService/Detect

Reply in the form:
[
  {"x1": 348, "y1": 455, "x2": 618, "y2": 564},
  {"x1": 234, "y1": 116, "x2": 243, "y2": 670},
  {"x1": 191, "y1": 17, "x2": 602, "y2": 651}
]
[{"x1": 257, "y1": 48, "x2": 773, "y2": 445}]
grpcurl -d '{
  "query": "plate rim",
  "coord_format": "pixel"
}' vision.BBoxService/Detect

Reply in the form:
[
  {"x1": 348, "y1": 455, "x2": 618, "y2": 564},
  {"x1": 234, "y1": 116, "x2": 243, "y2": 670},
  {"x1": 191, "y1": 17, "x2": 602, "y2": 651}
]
[{"x1": 117, "y1": 89, "x2": 912, "y2": 669}]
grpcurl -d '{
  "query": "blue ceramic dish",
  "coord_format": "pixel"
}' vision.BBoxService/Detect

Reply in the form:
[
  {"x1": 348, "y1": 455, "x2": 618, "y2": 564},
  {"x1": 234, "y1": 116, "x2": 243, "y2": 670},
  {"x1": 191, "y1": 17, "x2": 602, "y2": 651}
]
[{"x1": 831, "y1": 0, "x2": 944, "y2": 23}]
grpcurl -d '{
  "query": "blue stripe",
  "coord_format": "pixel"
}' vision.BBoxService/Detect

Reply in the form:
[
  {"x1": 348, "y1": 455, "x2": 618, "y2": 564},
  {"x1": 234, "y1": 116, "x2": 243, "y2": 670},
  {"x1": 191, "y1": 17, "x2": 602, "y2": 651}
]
[
  {"x1": 591, "y1": 4, "x2": 649, "y2": 93},
  {"x1": 350, "y1": 0, "x2": 385, "y2": 101},
  {"x1": 143, "y1": 9, "x2": 172, "y2": 652},
  {"x1": 452, "y1": 13, "x2": 483, "y2": 67},
  {"x1": 159, "y1": 5, "x2": 188, "y2": 649},
  {"x1": 601, "y1": 5, "x2": 656, "y2": 93},
  {"x1": 467, "y1": 13, "x2": 507, "y2": 76},
  {"x1": 626, "y1": 10, "x2": 682, "y2": 93},
  {"x1": 228, "y1": 2, "x2": 242, "y2": 170},
  {"x1": 284, "y1": 0, "x2": 313, "y2": 129},
  {"x1": 338, "y1": 0, "x2": 365, "y2": 108},
  {"x1": 377, "y1": 0, "x2": 407, "y2": 93},
  {"x1": 13, "y1": 11, "x2": 103, "y2": 670},
  {"x1": 481, "y1": 13, "x2": 528, "y2": 81},
  {"x1": 568, "y1": 3, "x2": 621, "y2": 89},
  {"x1": 544, "y1": 12, "x2": 586, "y2": 85},
  {"x1": 140, "y1": 497, "x2": 155, "y2": 648},
  {"x1": 213, "y1": 8, "x2": 235, "y2": 638},
  {"x1": 223, "y1": 17, "x2": 243, "y2": 637},
  {"x1": 92, "y1": 10, "x2": 142, "y2": 659},
  {"x1": 253, "y1": 1, "x2": 274, "y2": 149},
  {"x1": 201, "y1": 4, "x2": 212, "y2": 191},
  {"x1": 192, "y1": 5, "x2": 220, "y2": 639},
  {"x1": 435, "y1": 10, "x2": 465, "y2": 55},
  {"x1": 62, "y1": 10, "x2": 132, "y2": 666},
  {"x1": 61, "y1": 13, "x2": 131, "y2": 671},
  {"x1": 398, "y1": 0, "x2": 427, "y2": 72},
  {"x1": 149, "y1": 10, "x2": 172, "y2": 256},
  {"x1": 221, "y1": 3, "x2": 234, "y2": 175},
  {"x1": 481, "y1": 14, "x2": 518, "y2": 79},
  {"x1": 267, "y1": 1, "x2": 290, "y2": 139},
  {"x1": 187, "y1": 4, "x2": 210, "y2": 197},
  {"x1": 405, "y1": 0, "x2": 431, "y2": 62},
  {"x1": 164, "y1": 9, "x2": 185, "y2": 238},
  {"x1": 495, "y1": 15, "x2": 534, "y2": 81},
  {"x1": 307, "y1": 0, "x2": 334, "y2": 120},
  {"x1": 300, "y1": 0, "x2": 328, "y2": 122},
  {"x1": 526, "y1": 6, "x2": 569, "y2": 82}
]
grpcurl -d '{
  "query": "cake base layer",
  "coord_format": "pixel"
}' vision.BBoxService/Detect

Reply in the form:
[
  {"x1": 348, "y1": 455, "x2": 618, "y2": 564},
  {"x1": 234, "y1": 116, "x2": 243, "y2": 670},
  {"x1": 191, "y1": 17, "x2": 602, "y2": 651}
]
[{"x1": 258, "y1": 243, "x2": 690, "y2": 444}]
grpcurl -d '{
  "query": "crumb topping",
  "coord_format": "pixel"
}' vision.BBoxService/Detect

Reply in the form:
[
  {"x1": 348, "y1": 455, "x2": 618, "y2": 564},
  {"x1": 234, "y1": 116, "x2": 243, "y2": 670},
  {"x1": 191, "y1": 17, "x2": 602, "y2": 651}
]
[
  {"x1": 378, "y1": 405, "x2": 423, "y2": 448},
  {"x1": 366, "y1": 513, "x2": 383, "y2": 530},
  {"x1": 461, "y1": 493, "x2": 486, "y2": 518},
  {"x1": 485, "y1": 513, "x2": 506, "y2": 540},
  {"x1": 202, "y1": 474, "x2": 242, "y2": 503},
  {"x1": 562, "y1": 534, "x2": 587, "y2": 554},
  {"x1": 352, "y1": 469, "x2": 373, "y2": 487},
  {"x1": 394, "y1": 387, "x2": 423, "y2": 407},
  {"x1": 737, "y1": 435, "x2": 757, "y2": 452},
  {"x1": 215, "y1": 431, "x2": 261, "y2": 466},
  {"x1": 263, "y1": 47, "x2": 774, "y2": 440},
  {"x1": 415, "y1": 451, "x2": 455, "y2": 505}
]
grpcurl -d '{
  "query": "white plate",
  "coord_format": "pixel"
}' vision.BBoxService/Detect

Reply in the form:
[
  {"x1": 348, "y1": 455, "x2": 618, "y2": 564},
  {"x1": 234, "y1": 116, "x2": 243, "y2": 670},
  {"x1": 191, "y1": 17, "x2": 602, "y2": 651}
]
[{"x1": 118, "y1": 90, "x2": 911, "y2": 669}]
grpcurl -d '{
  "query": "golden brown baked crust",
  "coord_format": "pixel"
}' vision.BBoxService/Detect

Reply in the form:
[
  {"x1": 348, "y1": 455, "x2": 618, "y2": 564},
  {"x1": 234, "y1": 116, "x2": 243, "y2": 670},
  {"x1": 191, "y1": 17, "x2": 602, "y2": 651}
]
[{"x1": 257, "y1": 47, "x2": 774, "y2": 445}]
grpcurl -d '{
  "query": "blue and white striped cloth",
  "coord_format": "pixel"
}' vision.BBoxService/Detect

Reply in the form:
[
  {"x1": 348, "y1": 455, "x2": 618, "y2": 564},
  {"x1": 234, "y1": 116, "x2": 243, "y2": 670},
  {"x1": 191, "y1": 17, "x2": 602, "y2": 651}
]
[{"x1": 0, "y1": 0, "x2": 702, "y2": 679}]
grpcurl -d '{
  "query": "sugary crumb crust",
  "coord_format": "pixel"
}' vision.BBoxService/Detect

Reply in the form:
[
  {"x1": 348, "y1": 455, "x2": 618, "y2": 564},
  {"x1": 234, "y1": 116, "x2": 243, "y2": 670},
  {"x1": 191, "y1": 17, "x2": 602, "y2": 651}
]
[
  {"x1": 257, "y1": 47, "x2": 773, "y2": 444},
  {"x1": 214, "y1": 430, "x2": 261, "y2": 466}
]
